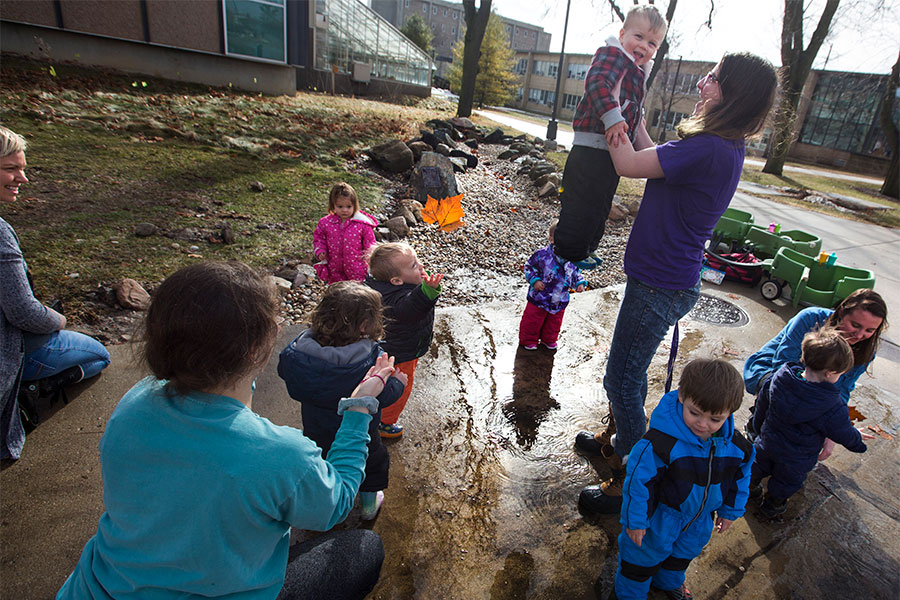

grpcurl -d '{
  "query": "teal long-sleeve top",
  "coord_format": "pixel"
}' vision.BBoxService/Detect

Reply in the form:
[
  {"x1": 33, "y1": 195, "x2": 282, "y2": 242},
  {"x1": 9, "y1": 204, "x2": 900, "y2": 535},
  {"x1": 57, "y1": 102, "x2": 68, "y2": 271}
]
[{"x1": 57, "y1": 377, "x2": 371, "y2": 600}]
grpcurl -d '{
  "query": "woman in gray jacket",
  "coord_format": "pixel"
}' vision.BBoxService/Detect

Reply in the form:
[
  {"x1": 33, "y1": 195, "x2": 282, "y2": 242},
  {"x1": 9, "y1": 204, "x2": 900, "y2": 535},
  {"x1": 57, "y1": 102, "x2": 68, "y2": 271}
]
[{"x1": 1, "y1": 126, "x2": 110, "y2": 460}]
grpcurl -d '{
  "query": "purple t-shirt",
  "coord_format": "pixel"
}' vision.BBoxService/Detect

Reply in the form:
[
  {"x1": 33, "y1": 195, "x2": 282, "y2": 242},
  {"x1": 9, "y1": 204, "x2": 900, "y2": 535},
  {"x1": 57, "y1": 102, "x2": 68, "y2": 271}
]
[{"x1": 624, "y1": 133, "x2": 745, "y2": 289}]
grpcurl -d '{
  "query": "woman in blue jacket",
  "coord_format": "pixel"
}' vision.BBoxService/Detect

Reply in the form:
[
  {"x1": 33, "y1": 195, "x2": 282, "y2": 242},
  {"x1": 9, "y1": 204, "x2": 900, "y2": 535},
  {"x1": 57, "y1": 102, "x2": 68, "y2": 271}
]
[{"x1": 743, "y1": 289, "x2": 887, "y2": 456}]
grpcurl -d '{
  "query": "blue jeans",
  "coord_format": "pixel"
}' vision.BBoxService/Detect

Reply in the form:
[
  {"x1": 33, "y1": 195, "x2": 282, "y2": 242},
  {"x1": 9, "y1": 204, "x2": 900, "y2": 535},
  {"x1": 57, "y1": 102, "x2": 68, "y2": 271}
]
[
  {"x1": 22, "y1": 330, "x2": 110, "y2": 381},
  {"x1": 603, "y1": 276, "x2": 700, "y2": 460}
]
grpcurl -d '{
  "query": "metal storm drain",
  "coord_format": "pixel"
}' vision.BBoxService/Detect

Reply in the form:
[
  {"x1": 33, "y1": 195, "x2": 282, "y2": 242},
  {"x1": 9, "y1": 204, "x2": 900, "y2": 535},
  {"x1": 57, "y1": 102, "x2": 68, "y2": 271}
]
[{"x1": 688, "y1": 293, "x2": 749, "y2": 327}]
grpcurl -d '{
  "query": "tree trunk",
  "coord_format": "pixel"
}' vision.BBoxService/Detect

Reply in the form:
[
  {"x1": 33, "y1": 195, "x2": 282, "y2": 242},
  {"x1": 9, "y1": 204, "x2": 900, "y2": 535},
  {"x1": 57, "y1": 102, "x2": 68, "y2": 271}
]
[
  {"x1": 457, "y1": 0, "x2": 492, "y2": 118},
  {"x1": 879, "y1": 49, "x2": 900, "y2": 199},
  {"x1": 646, "y1": 0, "x2": 678, "y2": 90},
  {"x1": 763, "y1": 0, "x2": 840, "y2": 175}
]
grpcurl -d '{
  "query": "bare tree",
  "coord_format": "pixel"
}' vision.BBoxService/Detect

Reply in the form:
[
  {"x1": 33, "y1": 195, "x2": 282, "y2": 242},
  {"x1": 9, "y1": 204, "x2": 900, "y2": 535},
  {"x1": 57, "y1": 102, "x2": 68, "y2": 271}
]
[
  {"x1": 763, "y1": 0, "x2": 840, "y2": 176},
  {"x1": 879, "y1": 49, "x2": 899, "y2": 198},
  {"x1": 456, "y1": 0, "x2": 492, "y2": 118}
]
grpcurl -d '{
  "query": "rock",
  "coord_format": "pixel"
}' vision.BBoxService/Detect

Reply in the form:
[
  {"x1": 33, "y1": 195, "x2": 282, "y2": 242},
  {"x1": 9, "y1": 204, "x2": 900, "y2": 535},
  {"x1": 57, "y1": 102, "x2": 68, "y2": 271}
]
[
  {"x1": 498, "y1": 149, "x2": 520, "y2": 160},
  {"x1": 510, "y1": 141, "x2": 533, "y2": 154},
  {"x1": 275, "y1": 265, "x2": 299, "y2": 281},
  {"x1": 384, "y1": 216, "x2": 410, "y2": 238},
  {"x1": 409, "y1": 152, "x2": 459, "y2": 204},
  {"x1": 538, "y1": 181, "x2": 559, "y2": 198},
  {"x1": 292, "y1": 264, "x2": 317, "y2": 287},
  {"x1": 392, "y1": 204, "x2": 418, "y2": 227},
  {"x1": 449, "y1": 117, "x2": 475, "y2": 130},
  {"x1": 369, "y1": 139, "x2": 414, "y2": 173},
  {"x1": 463, "y1": 138, "x2": 479, "y2": 150},
  {"x1": 622, "y1": 196, "x2": 641, "y2": 216},
  {"x1": 420, "y1": 130, "x2": 439, "y2": 149},
  {"x1": 543, "y1": 139, "x2": 559, "y2": 151},
  {"x1": 435, "y1": 143, "x2": 451, "y2": 156},
  {"x1": 250, "y1": 181, "x2": 265, "y2": 192},
  {"x1": 114, "y1": 278, "x2": 151, "y2": 310},
  {"x1": 534, "y1": 173, "x2": 560, "y2": 189},
  {"x1": 529, "y1": 163, "x2": 557, "y2": 181},
  {"x1": 450, "y1": 149, "x2": 478, "y2": 168},
  {"x1": 269, "y1": 276, "x2": 293, "y2": 296},
  {"x1": 374, "y1": 226, "x2": 390, "y2": 241},
  {"x1": 483, "y1": 128, "x2": 505, "y2": 144},
  {"x1": 449, "y1": 156, "x2": 468, "y2": 172},
  {"x1": 133, "y1": 222, "x2": 157, "y2": 237},
  {"x1": 402, "y1": 199, "x2": 425, "y2": 223},
  {"x1": 407, "y1": 141, "x2": 431, "y2": 162},
  {"x1": 221, "y1": 223, "x2": 235, "y2": 244},
  {"x1": 434, "y1": 130, "x2": 457, "y2": 148},
  {"x1": 608, "y1": 202, "x2": 629, "y2": 222}
]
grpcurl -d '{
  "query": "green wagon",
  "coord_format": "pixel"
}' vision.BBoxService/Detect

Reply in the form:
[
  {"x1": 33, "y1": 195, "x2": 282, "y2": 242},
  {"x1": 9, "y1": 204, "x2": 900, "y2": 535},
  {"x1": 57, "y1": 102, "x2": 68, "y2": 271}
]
[{"x1": 760, "y1": 247, "x2": 875, "y2": 308}]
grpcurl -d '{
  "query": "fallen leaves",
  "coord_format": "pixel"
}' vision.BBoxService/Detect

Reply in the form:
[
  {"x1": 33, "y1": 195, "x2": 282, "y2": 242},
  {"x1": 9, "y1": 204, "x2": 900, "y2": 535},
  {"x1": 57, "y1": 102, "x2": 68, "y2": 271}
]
[
  {"x1": 848, "y1": 405, "x2": 866, "y2": 422},
  {"x1": 422, "y1": 193, "x2": 465, "y2": 232},
  {"x1": 867, "y1": 424, "x2": 894, "y2": 440}
]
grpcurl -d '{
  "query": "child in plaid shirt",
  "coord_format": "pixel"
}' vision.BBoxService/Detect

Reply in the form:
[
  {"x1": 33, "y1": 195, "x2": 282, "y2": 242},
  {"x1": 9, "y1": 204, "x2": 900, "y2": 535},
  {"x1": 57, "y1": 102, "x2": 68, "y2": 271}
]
[{"x1": 554, "y1": 4, "x2": 666, "y2": 269}]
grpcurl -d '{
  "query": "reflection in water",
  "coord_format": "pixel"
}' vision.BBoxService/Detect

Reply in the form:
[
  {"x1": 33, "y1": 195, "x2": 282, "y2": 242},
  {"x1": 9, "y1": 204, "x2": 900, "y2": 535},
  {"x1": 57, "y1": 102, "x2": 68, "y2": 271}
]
[
  {"x1": 502, "y1": 346, "x2": 560, "y2": 450},
  {"x1": 489, "y1": 550, "x2": 535, "y2": 600}
]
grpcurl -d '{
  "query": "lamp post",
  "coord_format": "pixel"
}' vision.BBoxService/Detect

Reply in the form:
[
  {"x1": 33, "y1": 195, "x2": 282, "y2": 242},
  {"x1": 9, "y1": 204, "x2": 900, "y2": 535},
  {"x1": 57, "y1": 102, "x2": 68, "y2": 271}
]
[{"x1": 546, "y1": 0, "x2": 571, "y2": 141}]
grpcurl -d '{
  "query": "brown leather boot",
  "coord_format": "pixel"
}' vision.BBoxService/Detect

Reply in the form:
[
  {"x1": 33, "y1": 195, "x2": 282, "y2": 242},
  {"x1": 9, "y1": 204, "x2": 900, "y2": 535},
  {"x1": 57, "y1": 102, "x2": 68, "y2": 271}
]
[{"x1": 593, "y1": 412, "x2": 616, "y2": 446}]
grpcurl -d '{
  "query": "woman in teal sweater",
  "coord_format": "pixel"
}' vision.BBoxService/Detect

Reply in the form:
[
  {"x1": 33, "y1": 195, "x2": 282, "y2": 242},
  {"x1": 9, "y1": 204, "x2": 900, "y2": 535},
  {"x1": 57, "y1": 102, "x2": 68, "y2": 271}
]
[{"x1": 58, "y1": 261, "x2": 393, "y2": 600}]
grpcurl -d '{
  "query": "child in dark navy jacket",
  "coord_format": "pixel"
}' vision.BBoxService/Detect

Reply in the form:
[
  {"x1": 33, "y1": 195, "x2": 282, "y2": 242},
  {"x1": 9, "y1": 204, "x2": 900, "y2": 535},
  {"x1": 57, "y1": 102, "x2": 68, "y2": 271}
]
[
  {"x1": 519, "y1": 221, "x2": 586, "y2": 350},
  {"x1": 277, "y1": 281, "x2": 408, "y2": 520},
  {"x1": 365, "y1": 242, "x2": 443, "y2": 439},
  {"x1": 609, "y1": 359, "x2": 753, "y2": 600},
  {"x1": 750, "y1": 328, "x2": 873, "y2": 519}
]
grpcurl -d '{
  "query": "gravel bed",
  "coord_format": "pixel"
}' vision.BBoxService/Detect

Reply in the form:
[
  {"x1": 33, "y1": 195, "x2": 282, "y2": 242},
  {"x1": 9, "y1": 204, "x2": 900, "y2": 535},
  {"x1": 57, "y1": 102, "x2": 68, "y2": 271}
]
[{"x1": 279, "y1": 144, "x2": 631, "y2": 325}]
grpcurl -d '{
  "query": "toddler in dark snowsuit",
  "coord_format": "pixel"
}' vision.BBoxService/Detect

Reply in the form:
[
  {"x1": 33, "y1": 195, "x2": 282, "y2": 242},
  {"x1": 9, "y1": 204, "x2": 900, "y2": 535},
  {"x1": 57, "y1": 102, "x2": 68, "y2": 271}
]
[
  {"x1": 750, "y1": 328, "x2": 872, "y2": 519},
  {"x1": 278, "y1": 281, "x2": 407, "y2": 520}
]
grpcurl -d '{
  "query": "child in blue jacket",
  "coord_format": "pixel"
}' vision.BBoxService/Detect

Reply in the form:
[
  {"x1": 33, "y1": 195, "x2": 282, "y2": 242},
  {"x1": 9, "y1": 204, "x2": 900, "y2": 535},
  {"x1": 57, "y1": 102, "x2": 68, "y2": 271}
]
[
  {"x1": 608, "y1": 359, "x2": 753, "y2": 600},
  {"x1": 518, "y1": 221, "x2": 586, "y2": 350},
  {"x1": 278, "y1": 281, "x2": 408, "y2": 520},
  {"x1": 750, "y1": 328, "x2": 873, "y2": 519}
]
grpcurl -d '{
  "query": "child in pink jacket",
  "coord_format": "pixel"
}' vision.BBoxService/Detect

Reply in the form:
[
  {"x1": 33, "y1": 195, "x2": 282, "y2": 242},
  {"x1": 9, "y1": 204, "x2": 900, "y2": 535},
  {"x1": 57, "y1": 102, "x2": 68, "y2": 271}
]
[{"x1": 313, "y1": 182, "x2": 378, "y2": 283}]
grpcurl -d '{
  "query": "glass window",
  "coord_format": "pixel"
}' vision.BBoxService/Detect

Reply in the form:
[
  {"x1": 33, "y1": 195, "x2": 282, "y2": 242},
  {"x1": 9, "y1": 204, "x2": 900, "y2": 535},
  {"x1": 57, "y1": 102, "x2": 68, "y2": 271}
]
[
  {"x1": 224, "y1": 0, "x2": 285, "y2": 62},
  {"x1": 514, "y1": 58, "x2": 528, "y2": 74},
  {"x1": 422, "y1": 3, "x2": 427, "y2": 12},
  {"x1": 798, "y1": 72, "x2": 888, "y2": 154},
  {"x1": 563, "y1": 93, "x2": 581, "y2": 110},
  {"x1": 443, "y1": 8, "x2": 447, "y2": 16},
  {"x1": 441, "y1": 23, "x2": 444, "y2": 32},
  {"x1": 315, "y1": 0, "x2": 431, "y2": 86},
  {"x1": 453, "y1": 10, "x2": 458, "y2": 19},
  {"x1": 567, "y1": 63, "x2": 588, "y2": 80},
  {"x1": 432, "y1": 6, "x2": 436, "y2": 14}
]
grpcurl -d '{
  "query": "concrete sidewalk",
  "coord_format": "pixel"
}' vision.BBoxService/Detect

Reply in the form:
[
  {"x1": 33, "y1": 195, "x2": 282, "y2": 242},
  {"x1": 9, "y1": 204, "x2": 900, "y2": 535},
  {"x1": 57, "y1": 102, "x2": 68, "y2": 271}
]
[{"x1": 2, "y1": 282, "x2": 898, "y2": 599}]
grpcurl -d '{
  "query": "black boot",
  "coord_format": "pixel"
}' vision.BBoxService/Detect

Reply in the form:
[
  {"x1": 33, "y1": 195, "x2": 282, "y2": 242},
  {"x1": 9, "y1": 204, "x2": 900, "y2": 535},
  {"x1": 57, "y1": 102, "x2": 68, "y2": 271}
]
[
  {"x1": 39, "y1": 365, "x2": 84, "y2": 400},
  {"x1": 17, "y1": 381, "x2": 42, "y2": 429},
  {"x1": 759, "y1": 494, "x2": 787, "y2": 519},
  {"x1": 574, "y1": 413, "x2": 616, "y2": 457},
  {"x1": 578, "y1": 468, "x2": 626, "y2": 518}
]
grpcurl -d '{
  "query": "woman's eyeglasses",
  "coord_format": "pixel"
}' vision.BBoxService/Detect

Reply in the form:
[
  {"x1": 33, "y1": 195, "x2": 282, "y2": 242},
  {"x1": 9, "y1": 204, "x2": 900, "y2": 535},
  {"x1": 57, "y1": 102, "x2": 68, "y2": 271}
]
[{"x1": 702, "y1": 72, "x2": 720, "y2": 85}]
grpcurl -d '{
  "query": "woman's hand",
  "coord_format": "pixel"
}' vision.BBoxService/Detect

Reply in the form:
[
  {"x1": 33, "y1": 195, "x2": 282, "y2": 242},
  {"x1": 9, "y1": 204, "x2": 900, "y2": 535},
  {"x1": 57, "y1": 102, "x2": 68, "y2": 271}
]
[
  {"x1": 532, "y1": 281, "x2": 546, "y2": 291},
  {"x1": 715, "y1": 517, "x2": 733, "y2": 533},
  {"x1": 350, "y1": 353, "x2": 396, "y2": 400},
  {"x1": 50, "y1": 307, "x2": 66, "y2": 330},
  {"x1": 315, "y1": 252, "x2": 326, "y2": 262},
  {"x1": 607, "y1": 133, "x2": 664, "y2": 179}
]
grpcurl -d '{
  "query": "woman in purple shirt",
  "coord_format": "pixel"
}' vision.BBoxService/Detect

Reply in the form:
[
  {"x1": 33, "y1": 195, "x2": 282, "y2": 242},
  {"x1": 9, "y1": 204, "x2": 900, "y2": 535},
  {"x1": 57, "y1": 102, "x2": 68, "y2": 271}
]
[{"x1": 575, "y1": 53, "x2": 778, "y2": 517}]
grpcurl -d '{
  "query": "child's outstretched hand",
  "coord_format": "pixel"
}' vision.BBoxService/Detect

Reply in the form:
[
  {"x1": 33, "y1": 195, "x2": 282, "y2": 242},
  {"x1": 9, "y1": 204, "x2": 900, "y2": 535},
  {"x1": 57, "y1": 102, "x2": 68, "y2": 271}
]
[
  {"x1": 715, "y1": 517, "x2": 733, "y2": 533},
  {"x1": 626, "y1": 528, "x2": 645, "y2": 547},
  {"x1": 605, "y1": 121, "x2": 629, "y2": 148},
  {"x1": 316, "y1": 252, "x2": 326, "y2": 262},
  {"x1": 423, "y1": 272, "x2": 444, "y2": 290},
  {"x1": 858, "y1": 427, "x2": 876, "y2": 441},
  {"x1": 350, "y1": 353, "x2": 396, "y2": 402},
  {"x1": 575, "y1": 284, "x2": 586, "y2": 292},
  {"x1": 392, "y1": 369, "x2": 409, "y2": 388},
  {"x1": 533, "y1": 281, "x2": 546, "y2": 291}
]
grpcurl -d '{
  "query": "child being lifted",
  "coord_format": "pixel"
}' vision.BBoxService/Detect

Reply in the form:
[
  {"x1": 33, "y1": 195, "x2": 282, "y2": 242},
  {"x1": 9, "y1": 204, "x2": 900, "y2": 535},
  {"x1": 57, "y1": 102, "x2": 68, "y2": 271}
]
[{"x1": 555, "y1": 3, "x2": 666, "y2": 270}]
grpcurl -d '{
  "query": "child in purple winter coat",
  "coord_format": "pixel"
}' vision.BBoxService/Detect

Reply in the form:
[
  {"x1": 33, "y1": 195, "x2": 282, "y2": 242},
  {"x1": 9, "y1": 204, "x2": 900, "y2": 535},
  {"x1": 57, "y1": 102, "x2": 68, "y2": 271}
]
[
  {"x1": 313, "y1": 182, "x2": 378, "y2": 284},
  {"x1": 519, "y1": 221, "x2": 586, "y2": 350}
]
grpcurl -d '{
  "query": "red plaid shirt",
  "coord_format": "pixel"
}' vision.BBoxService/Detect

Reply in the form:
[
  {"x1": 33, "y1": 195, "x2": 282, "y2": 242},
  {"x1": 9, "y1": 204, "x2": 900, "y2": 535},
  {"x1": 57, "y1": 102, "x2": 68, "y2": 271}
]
[{"x1": 573, "y1": 39, "x2": 650, "y2": 143}]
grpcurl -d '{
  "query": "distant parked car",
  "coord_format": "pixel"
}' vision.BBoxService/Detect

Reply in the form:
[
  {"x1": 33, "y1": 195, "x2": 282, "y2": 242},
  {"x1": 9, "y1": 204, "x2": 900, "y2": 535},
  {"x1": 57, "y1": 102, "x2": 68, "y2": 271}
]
[{"x1": 432, "y1": 75, "x2": 450, "y2": 89}]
